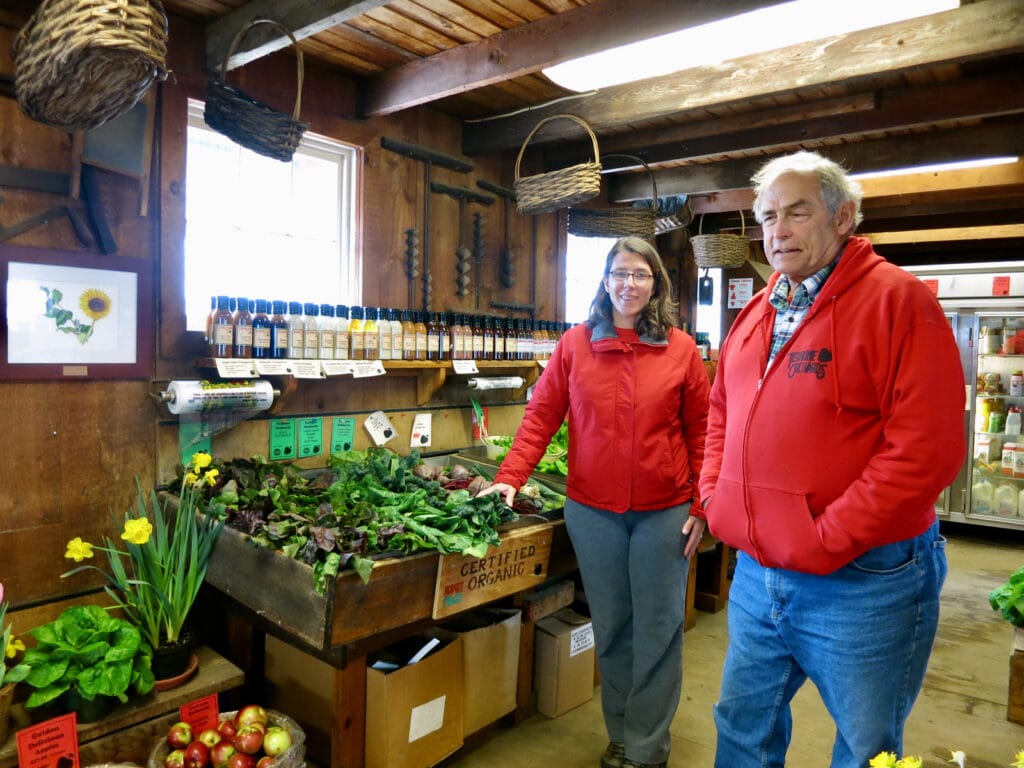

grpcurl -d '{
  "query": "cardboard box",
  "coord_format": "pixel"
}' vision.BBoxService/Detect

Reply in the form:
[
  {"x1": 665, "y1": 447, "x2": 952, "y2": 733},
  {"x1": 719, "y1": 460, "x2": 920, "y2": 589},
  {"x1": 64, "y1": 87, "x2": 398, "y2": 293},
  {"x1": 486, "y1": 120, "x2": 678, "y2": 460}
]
[
  {"x1": 264, "y1": 635, "x2": 335, "y2": 765},
  {"x1": 366, "y1": 630, "x2": 464, "y2": 768},
  {"x1": 442, "y1": 608, "x2": 522, "y2": 736},
  {"x1": 534, "y1": 607, "x2": 596, "y2": 717}
]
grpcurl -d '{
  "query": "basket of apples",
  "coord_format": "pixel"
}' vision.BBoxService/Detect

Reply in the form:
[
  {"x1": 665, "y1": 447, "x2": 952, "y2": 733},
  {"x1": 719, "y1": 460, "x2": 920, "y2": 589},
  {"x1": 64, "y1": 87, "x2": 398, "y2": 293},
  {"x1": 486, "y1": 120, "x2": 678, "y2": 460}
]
[{"x1": 148, "y1": 705, "x2": 306, "y2": 768}]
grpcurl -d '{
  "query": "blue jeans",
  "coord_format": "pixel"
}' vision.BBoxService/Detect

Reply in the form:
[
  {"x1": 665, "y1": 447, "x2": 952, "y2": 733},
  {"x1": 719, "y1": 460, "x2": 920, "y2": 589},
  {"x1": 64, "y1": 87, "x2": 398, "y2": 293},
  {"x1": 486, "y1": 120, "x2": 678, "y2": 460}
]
[
  {"x1": 713, "y1": 521, "x2": 947, "y2": 768},
  {"x1": 564, "y1": 498, "x2": 691, "y2": 765}
]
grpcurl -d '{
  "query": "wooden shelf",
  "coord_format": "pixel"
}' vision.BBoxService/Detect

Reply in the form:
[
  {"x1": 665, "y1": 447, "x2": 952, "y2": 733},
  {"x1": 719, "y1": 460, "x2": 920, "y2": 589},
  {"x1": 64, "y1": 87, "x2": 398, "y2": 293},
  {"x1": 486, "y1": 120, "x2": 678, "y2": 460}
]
[
  {"x1": 191, "y1": 358, "x2": 542, "y2": 406},
  {"x1": 0, "y1": 646, "x2": 244, "y2": 768}
]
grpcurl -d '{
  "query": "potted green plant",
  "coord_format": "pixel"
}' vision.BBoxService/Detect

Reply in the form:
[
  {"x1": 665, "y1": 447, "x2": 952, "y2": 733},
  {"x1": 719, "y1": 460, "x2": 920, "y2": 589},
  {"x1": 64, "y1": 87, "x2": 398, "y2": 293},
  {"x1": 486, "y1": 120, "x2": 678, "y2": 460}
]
[
  {"x1": 61, "y1": 453, "x2": 225, "y2": 680},
  {"x1": 21, "y1": 604, "x2": 154, "y2": 722},
  {"x1": 0, "y1": 583, "x2": 31, "y2": 744}
]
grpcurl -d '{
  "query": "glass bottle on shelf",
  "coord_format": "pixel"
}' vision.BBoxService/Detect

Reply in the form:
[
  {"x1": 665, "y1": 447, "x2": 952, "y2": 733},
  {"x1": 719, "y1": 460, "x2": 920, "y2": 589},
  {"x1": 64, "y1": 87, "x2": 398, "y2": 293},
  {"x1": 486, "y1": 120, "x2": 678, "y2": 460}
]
[
  {"x1": 401, "y1": 310, "x2": 416, "y2": 361},
  {"x1": 335, "y1": 305, "x2": 350, "y2": 360},
  {"x1": 233, "y1": 297, "x2": 253, "y2": 358},
  {"x1": 210, "y1": 295, "x2": 234, "y2": 358},
  {"x1": 363, "y1": 307, "x2": 379, "y2": 361},
  {"x1": 319, "y1": 303, "x2": 336, "y2": 360},
  {"x1": 270, "y1": 300, "x2": 289, "y2": 360},
  {"x1": 287, "y1": 301, "x2": 305, "y2": 359},
  {"x1": 251, "y1": 299, "x2": 272, "y2": 359},
  {"x1": 414, "y1": 311, "x2": 428, "y2": 361},
  {"x1": 303, "y1": 303, "x2": 320, "y2": 360},
  {"x1": 349, "y1": 306, "x2": 365, "y2": 360}
]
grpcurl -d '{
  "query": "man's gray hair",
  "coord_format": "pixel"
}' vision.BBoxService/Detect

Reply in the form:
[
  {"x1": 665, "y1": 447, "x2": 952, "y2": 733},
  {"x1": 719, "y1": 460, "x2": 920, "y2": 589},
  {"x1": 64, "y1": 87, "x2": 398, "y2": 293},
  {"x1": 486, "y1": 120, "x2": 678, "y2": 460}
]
[{"x1": 751, "y1": 150, "x2": 864, "y2": 231}]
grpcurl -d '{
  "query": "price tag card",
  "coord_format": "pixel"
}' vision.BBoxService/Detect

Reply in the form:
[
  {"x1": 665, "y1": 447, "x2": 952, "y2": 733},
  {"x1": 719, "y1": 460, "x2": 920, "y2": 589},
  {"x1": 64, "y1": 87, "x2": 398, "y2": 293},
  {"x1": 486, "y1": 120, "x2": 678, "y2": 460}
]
[
  {"x1": 180, "y1": 693, "x2": 220, "y2": 733},
  {"x1": 214, "y1": 358, "x2": 257, "y2": 378},
  {"x1": 352, "y1": 359, "x2": 386, "y2": 378},
  {"x1": 321, "y1": 360, "x2": 355, "y2": 376},
  {"x1": 453, "y1": 359, "x2": 479, "y2": 375},
  {"x1": 365, "y1": 410, "x2": 397, "y2": 446},
  {"x1": 290, "y1": 360, "x2": 325, "y2": 379},
  {"x1": 255, "y1": 359, "x2": 293, "y2": 376},
  {"x1": 411, "y1": 413, "x2": 432, "y2": 447},
  {"x1": 269, "y1": 418, "x2": 297, "y2": 460},
  {"x1": 331, "y1": 417, "x2": 356, "y2": 453},
  {"x1": 538, "y1": 359, "x2": 548, "y2": 369},
  {"x1": 16, "y1": 712, "x2": 79, "y2": 768},
  {"x1": 993, "y1": 275, "x2": 1011, "y2": 296},
  {"x1": 298, "y1": 416, "x2": 324, "y2": 458}
]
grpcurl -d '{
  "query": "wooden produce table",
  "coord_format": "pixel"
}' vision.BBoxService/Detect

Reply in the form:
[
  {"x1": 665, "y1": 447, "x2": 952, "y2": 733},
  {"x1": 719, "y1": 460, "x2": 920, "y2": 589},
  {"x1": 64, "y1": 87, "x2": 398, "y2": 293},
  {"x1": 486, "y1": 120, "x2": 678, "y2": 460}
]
[
  {"x1": 206, "y1": 513, "x2": 578, "y2": 768},
  {"x1": 0, "y1": 646, "x2": 244, "y2": 768}
]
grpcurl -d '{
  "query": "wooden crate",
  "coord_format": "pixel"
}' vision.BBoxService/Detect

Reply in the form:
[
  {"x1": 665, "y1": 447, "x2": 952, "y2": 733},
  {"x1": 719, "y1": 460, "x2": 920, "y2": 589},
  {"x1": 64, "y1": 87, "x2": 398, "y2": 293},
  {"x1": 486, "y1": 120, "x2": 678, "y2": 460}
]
[{"x1": 1009, "y1": 627, "x2": 1024, "y2": 725}]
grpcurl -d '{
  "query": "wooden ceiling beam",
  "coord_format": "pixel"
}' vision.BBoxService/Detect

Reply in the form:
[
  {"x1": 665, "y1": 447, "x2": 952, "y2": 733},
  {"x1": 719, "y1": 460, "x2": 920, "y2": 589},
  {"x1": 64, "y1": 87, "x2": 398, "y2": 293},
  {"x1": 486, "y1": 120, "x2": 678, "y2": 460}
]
[
  {"x1": 463, "y1": 0, "x2": 1024, "y2": 155},
  {"x1": 358, "y1": 0, "x2": 782, "y2": 117},
  {"x1": 609, "y1": 118, "x2": 1024, "y2": 201},
  {"x1": 205, "y1": 0, "x2": 390, "y2": 74}
]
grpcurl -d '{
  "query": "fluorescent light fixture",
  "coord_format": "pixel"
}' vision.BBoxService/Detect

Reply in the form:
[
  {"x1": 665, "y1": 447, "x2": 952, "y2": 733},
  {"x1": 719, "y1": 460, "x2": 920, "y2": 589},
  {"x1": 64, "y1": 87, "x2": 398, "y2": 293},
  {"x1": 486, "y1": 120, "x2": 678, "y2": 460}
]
[
  {"x1": 543, "y1": 0, "x2": 958, "y2": 92},
  {"x1": 852, "y1": 157, "x2": 1020, "y2": 180}
]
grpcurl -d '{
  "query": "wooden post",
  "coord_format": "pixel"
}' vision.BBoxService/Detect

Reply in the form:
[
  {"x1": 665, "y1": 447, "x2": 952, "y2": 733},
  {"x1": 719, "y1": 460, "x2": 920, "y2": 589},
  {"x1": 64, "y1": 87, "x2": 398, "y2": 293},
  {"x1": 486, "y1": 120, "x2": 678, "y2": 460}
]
[{"x1": 1009, "y1": 626, "x2": 1024, "y2": 725}]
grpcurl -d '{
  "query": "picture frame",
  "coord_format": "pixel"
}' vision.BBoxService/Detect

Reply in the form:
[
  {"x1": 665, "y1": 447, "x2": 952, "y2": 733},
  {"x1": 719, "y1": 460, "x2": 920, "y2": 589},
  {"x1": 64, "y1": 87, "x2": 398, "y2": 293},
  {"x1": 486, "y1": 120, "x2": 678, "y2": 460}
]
[{"x1": 0, "y1": 245, "x2": 153, "y2": 379}]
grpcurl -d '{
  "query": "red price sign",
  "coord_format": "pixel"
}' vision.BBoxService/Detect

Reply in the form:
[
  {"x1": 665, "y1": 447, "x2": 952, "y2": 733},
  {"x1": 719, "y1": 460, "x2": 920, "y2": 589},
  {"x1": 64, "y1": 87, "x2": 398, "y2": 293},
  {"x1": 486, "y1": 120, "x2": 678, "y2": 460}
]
[
  {"x1": 16, "y1": 712, "x2": 79, "y2": 768},
  {"x1": 181, "y1": 693, "x2": 220, "y2": 733},
  {"x1": 993, "y1": 275, "x2": 1011, "y2": 296},
  {"x1": 922, "y1": 279, "x2": 939, "y2": 296}
]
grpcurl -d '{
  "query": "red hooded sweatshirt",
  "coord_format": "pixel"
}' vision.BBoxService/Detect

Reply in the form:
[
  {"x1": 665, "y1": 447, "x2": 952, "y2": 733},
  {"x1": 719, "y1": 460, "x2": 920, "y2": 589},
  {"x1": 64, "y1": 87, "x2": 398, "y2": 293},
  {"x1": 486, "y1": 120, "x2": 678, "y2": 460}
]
[
  {"x1": 496, "y1": 320, "x2": 709, "y2": 513},
  {"x1": 697, "y1": 237, "x2": 965, "y2": 574}
]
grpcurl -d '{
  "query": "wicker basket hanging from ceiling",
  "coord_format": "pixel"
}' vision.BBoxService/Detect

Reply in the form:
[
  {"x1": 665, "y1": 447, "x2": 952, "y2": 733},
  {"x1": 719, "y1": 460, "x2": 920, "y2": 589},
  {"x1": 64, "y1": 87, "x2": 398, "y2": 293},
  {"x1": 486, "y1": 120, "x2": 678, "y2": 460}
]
[
  {"x1": 567, "y1": 154, "x2": 658, "y2": 239},
  {"x1": 204, "y1": 18, "x2": 309, "y2": 162},
  {"x1": 514, "y1": 114, "x2": 602, "y2": 215},
  {"x1": 12, "y1": 0, "x2": 169, "y2": 132},
  {"x1": 691, "y1": 210, "x2": 749, "y2": 268}
]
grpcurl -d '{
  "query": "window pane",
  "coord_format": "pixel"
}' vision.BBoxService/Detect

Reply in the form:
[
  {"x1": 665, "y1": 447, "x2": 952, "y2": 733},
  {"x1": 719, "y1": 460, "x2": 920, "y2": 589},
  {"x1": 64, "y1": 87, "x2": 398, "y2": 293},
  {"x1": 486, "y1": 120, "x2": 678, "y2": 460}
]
[{"x1": 183, "y1": 99, "x2": 359, "y2": 332}]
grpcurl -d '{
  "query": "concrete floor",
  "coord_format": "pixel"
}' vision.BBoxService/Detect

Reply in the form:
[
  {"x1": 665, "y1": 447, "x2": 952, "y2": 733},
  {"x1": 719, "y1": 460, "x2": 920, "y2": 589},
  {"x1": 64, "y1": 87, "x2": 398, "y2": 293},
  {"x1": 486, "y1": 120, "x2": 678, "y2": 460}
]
[{"x1": 440, "y1": 524, "x2": 1024, "y2": 768}]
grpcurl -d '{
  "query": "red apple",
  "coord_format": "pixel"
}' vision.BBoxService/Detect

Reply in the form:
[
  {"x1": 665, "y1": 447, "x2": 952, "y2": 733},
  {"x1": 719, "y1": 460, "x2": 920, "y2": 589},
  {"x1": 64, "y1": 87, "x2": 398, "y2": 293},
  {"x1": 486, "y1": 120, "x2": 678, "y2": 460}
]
[
  {"x1": 167, "y1": 722, "x2": 193, "y2": 750},
  {"x1": 261, "y1": 727, "x2": 292, "y2": 758},
  {"x1": 227, "y1": 753, "x2": 257, "y2": 768},
  {"x1": 165, "y1": 750, "x2": 186, "y2": 768},
  {"x1": 256, "y1": 758, "x2": 274, "y2": 768},
  {"x1": 198, "y1": 729, "x2": 221, "y2": 748},
  {"x1": 209, "y1": 740, "x2": 237, "y2": 768},
  {"x1": 232, "y1": 725, "x2": 264, "y2": 755},
  {"x1": 217, "y1": 719, "x2": 237, "y2": 740},
  {"x1": 233, "y1": 705, "x2": 268, "y2": 729},
  {"x1": 184, "y1": 740, "x2": 210, "y2": 768}
]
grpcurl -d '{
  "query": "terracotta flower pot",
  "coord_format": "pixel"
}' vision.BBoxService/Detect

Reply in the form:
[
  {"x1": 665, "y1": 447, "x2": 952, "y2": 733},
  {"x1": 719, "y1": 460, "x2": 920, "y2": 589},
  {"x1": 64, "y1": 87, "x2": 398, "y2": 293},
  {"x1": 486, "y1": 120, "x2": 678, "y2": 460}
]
[
  {"x1": 0, "y1": 682, "x2": 15, "y2": 746},
  {"x1": 151, "y1": 634, "x2": 195, "y2": 681}
]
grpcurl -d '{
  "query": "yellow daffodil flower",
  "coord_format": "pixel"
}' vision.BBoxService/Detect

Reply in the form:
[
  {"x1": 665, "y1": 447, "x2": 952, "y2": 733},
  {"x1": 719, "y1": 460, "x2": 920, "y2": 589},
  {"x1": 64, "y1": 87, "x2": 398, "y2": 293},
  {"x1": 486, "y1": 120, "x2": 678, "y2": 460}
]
[
  {"x1": 870, "y1": 753, "x2": 898, "y2": 768},
  {"x1": 122, "y1": 517, "x2": 153, "y2": 545},
  {"x1": 65, "y1": 537, "x2": 94, "y2": 562},
  {"x1": 895, "y1": 757, "x2": 922, "y2": 768},
  {"x1": 203, "y1": 468, "x2": 219, "y2": 486},
  {"x1": 5, "y1": 634, "x2": 24, "y2": 659},
  {"x1": 1012, "y1": 749, "x2": 1024, "y2": 768},
  {"x1": 184, "y1": 471, "x2": 199, "y2": 486},
  {"x1": 191, "y1": 452, "x2": 213, "y2": 471}
]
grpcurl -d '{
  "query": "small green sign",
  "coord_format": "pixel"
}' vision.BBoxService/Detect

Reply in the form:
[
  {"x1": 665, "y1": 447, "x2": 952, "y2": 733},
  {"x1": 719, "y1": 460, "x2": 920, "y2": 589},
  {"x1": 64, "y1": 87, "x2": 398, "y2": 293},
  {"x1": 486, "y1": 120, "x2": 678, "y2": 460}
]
[
  {"x1": 331, "y1": 417, "x2": 356, "y2": 454},
  {"x1": 269, "y1": 418, "x2": 297, "y2": 460},
  {"x1": 178, "y1": 420, "x2": 212, "y2": 467},
  {"x1": 298, "y1": 416, "x2": 323, "y2": 458}
]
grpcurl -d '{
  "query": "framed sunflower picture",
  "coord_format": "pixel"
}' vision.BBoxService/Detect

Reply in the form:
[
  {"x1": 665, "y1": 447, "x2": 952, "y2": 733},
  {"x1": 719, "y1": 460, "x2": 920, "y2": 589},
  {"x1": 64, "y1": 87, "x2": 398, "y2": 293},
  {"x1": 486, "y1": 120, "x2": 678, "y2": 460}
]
[{"x1": 0, "y1": 245, "x2": 153, "y2": 379}]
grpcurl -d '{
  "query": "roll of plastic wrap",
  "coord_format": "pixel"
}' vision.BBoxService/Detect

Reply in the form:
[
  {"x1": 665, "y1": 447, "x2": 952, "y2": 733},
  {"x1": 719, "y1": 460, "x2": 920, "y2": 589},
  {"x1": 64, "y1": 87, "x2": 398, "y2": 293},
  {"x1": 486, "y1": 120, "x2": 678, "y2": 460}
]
[
  {"x1": 467, "y1": 376, "x2": 525, "y2": 391},
  {"x1": 164, "y1": 380, "x2": 275, "y2": 415}
]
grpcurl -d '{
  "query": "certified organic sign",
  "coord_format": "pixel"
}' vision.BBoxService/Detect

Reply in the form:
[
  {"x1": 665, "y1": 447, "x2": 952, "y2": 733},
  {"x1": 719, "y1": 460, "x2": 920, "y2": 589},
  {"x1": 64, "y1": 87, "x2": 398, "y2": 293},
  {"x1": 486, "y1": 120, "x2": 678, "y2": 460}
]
[{"x1": 432, "y1": 525, "x2": 553, "y2": 619}]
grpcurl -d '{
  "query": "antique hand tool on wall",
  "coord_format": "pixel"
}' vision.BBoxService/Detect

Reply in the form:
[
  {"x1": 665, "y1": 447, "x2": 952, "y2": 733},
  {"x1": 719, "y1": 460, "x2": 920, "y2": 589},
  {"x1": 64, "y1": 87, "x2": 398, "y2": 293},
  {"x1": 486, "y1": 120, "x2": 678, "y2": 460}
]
[
  {"x1": 380, "y1": 137, "x2": 474, "y2": 311},
  {"x1": 429, "y1": 180, "x2": 494, "y2": 303}
]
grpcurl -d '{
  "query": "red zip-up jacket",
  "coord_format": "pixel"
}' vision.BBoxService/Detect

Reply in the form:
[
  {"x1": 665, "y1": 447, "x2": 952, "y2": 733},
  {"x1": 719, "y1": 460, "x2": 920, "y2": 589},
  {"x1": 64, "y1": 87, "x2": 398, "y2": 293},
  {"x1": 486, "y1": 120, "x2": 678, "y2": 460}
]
[
  {"x1": 495, "y1": 320, "x2": 710, "y2": 513},
  {"x1": 696, "y1": 237, "x2": 965, "y2": 574}
]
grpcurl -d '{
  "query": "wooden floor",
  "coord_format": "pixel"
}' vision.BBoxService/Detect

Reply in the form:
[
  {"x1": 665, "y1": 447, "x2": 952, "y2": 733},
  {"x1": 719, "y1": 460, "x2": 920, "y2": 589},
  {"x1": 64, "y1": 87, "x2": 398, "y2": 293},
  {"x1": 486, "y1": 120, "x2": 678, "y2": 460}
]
[{"x1": 440, "y1": 523, "x2": 1024, "y2": 768}]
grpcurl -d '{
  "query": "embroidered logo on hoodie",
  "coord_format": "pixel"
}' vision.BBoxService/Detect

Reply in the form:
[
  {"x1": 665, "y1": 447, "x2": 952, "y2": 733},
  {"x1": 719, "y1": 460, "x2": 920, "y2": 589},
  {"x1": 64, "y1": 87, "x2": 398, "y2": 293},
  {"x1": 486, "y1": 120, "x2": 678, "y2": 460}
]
[{"x1": 786, "y1": 347, "x2": 832, "y2": 379}]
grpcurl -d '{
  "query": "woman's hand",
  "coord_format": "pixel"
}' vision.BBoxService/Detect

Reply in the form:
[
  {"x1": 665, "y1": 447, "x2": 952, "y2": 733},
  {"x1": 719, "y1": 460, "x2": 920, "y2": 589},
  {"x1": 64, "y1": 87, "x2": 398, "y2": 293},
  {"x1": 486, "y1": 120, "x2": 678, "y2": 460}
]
[
  {"x1": 682, "y1": 514, "x2": 707, "y2": 559},
  {"x1": 476, "y1": 481, "x2": 518, "y2": 507}
]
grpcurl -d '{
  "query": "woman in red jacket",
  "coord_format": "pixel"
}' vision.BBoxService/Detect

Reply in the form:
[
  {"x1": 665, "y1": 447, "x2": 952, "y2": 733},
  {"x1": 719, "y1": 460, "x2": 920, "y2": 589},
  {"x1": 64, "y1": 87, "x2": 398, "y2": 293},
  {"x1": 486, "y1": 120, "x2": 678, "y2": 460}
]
[{"x1": 480, "y1": 236, "x2": 709, "y2": 768}]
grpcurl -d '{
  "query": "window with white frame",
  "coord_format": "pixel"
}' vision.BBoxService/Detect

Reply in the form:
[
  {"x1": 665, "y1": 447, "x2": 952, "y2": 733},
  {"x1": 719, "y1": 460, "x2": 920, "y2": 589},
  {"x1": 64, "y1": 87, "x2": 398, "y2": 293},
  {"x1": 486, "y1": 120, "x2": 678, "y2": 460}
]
[{"x1": 183, "y1": 98, "x2": 360, "y2": 331}]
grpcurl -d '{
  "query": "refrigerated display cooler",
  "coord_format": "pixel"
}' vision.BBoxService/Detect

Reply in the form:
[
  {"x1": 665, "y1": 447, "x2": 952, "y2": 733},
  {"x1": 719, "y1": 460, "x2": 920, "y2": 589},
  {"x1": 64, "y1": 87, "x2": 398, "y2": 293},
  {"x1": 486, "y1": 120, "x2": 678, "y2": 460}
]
[{"x1": 903, "y1": 262, "x2": 1024, "y2": 531}]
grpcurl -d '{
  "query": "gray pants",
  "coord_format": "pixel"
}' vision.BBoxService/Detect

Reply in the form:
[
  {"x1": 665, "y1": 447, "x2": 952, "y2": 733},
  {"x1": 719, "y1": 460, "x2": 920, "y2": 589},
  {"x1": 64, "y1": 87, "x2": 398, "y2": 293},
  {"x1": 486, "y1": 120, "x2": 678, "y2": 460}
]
[{"x1": 564, "y1": 498, "x2": 691, "y2": 765}]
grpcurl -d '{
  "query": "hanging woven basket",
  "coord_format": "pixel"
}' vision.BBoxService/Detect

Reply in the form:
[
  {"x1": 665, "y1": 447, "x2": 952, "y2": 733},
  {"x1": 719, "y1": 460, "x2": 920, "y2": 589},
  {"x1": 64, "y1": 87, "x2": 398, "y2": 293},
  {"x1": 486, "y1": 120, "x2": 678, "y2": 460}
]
[
  {"x1": 567, "y1": 154, "x2": 658, "y2": 239},
  {"x1": 12, "y1": 0, "x2": 169, "y2": 132},
  {"x1": 513, "y1": 114, "x2": 602, "y2": 215},
  {"x1": 691, "y1": 211, "x2": 749, "y2": 268},
  {"x1": 204, "y1": 18, "x2": 309, "y2": 162}
]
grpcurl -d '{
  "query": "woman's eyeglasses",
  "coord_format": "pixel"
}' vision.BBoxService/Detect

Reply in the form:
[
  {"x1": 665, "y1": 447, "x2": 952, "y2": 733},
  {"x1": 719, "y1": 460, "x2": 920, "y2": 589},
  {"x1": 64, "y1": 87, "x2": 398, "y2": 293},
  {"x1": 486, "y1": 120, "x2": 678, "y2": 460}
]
[{"x1": 608, "y1": 270, "x2": 654, "y2": 284}]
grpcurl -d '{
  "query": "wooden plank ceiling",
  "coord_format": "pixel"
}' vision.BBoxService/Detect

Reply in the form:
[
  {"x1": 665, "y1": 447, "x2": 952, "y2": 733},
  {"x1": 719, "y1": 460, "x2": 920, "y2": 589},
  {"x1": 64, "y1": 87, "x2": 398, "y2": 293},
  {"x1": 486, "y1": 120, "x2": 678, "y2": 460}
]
[{"x1": 12, "y1": 0, "x2": 1024, "y2": 261}]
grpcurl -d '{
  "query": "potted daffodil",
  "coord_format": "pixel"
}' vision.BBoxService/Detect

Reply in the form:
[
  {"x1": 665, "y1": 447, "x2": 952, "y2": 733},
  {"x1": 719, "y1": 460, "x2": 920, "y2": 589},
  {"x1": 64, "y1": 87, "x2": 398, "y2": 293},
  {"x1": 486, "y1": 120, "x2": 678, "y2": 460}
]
[
  {"x1": 61, "y1": 453, "x2": 225, "y2": 680},
  {"x1": 0, "y1": 583, "x2": 30, "y2": 744}
]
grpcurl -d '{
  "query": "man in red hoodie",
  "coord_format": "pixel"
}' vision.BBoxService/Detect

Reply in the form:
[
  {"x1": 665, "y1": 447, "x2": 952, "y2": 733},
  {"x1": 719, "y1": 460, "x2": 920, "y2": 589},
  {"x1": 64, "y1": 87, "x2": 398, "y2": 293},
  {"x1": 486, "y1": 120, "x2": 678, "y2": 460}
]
[{"x1": 697, "y1": 150, "x2": 965, "y2": 768}]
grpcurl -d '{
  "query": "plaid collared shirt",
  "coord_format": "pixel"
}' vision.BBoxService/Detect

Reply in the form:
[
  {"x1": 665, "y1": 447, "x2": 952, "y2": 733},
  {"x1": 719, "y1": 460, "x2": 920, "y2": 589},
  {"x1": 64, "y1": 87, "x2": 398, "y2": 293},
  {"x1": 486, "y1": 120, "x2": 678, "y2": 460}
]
[{"x1": 766, "y1": 258, "x2": 839, "y2": 369}]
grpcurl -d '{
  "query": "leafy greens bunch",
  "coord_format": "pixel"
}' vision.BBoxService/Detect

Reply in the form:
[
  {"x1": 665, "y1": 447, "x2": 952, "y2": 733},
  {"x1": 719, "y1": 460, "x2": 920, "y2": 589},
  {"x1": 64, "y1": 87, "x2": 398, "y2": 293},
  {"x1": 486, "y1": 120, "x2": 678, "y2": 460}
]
[
  {"x1": 990, "y1": 564, "x2": 1024, "y2": 627},
  {"x1": 201, "y1": 449, "x2": 519, "y2": 595}
]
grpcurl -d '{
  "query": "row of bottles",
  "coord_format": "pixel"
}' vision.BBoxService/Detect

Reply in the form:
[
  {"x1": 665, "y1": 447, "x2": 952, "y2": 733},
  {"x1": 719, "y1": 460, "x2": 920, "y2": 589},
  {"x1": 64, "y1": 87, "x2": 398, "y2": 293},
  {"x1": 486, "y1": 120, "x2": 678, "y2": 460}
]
[
  {"x1": 206, "y1": 296, "x2": 568, "y2": 362},
  {"x1": 971, "y1": 476, "x2": 1024, "y2": 518}
]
